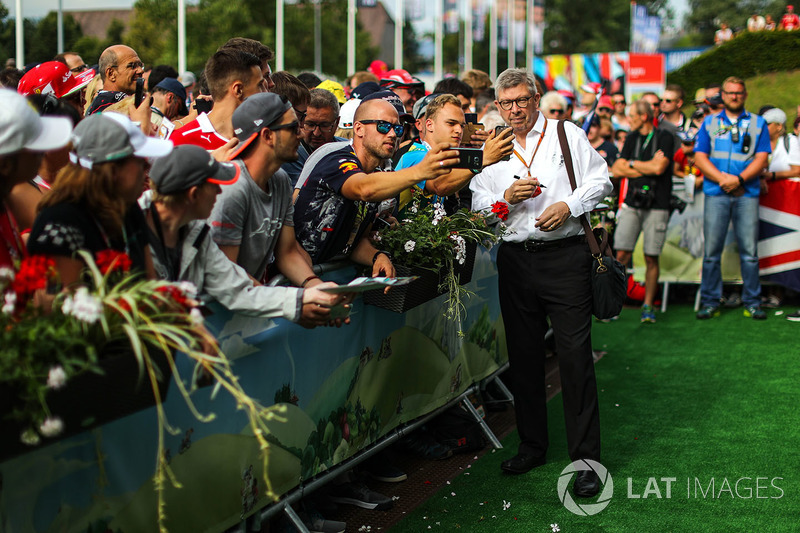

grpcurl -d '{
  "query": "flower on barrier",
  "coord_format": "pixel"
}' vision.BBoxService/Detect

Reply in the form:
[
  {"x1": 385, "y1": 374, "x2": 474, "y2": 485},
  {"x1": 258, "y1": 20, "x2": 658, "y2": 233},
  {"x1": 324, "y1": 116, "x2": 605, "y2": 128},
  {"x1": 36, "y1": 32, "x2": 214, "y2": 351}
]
[
  {"x1": 0, "y1": 250, "x2": 288, "y2": 532},
  {"x1": 491, "y1": 201, "x2": 510, "y2": 221}
]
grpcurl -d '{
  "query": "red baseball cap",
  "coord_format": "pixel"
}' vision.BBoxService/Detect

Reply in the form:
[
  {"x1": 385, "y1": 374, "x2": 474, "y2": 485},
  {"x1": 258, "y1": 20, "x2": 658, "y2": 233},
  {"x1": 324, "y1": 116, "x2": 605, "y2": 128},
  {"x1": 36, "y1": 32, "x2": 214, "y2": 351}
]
[
  {"x1": 598, "y1": 95, "x2": 613, "y2": 108},
  {"x1": 380, "y1": 69, "x2": 424, "y2": 90},
  {"x1": 18, "y1": 61, "x2": 95, "y2": 99}
]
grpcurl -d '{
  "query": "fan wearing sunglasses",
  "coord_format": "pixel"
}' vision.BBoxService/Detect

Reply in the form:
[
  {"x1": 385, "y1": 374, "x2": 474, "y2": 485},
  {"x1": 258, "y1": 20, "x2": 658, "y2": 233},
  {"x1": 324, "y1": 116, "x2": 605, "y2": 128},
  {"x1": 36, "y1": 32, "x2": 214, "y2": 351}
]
[{"x1": 294, "y1": 98, "x2": 461, "y2": 269}]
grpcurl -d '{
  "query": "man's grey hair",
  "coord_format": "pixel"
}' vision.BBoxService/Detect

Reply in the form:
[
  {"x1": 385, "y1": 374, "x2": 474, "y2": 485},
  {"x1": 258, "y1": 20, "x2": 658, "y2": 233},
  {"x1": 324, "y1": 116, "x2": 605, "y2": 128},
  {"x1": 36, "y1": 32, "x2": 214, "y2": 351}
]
[
  {"x1": 539, "y1": 91, "x2": 567, "y2": 112},
  {"x1": 98, "y1": 47, "x2": 118, "y2": 83},
  {"x1": 309, "y1": 88, "x2": 340, "y2": 114},
  {"x1": 495, "y1": 69, "x2": 538, "y2": 97}
]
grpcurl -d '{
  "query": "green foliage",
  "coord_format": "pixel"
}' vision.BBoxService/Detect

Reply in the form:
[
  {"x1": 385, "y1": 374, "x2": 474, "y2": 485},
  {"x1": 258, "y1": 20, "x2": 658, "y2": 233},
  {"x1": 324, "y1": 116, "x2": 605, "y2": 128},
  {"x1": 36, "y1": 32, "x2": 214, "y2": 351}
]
[
  {"x1": 24, "y1": 12, "x2": 84, "y2": 63},
  {"x1": 686, "y1": 0, "x2": 786, "y2": 42},
  {"x1": 544, "y1": 0, "x2": 631, "y2": 54},
  {"x1": 667, "y1": 30, "x2": 800, "y2": 105},
  {"x1": 125, "y1": 0, "x2": 378, "y2": 78}
]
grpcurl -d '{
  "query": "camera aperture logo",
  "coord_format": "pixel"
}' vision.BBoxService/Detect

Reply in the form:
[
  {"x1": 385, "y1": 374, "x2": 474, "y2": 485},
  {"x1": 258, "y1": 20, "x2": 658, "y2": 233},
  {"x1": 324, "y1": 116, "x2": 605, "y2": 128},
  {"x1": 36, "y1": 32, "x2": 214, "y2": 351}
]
[{"x1": 557, "y1": 460, "x2": 614, "y2": 516}]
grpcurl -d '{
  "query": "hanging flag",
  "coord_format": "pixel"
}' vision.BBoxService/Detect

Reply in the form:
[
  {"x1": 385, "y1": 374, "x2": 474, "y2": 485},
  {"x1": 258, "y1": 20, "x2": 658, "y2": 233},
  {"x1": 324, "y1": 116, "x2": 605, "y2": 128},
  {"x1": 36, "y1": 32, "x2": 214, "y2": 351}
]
[{"x1": 472, "y1": 0, "x2": 487, "y2": 42}]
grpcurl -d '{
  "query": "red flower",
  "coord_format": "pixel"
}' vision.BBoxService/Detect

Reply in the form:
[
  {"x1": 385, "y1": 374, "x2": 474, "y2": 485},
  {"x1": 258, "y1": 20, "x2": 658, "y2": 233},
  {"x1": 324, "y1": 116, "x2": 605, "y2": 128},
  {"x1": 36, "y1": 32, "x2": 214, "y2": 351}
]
[
  {"x1": 96, "y1": 250, "x2": 132, "y2": 275},
  {"x1": 491, "y1": 201, "x2": 510, "y2": 221},
  {"x1": 155, "y1": 285, "x2": 189, "y2": 308},
  {"x1": 12, "y1": 256, "x2": 56, "y2": 297}
]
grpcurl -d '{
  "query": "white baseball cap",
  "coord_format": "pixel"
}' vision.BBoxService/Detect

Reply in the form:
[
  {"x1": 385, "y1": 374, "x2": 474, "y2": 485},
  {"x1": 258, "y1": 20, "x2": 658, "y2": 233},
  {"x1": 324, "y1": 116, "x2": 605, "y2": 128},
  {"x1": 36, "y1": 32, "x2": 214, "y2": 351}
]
[{"x1": 0, "y1": 88, "x2": 72, "y2": 156}]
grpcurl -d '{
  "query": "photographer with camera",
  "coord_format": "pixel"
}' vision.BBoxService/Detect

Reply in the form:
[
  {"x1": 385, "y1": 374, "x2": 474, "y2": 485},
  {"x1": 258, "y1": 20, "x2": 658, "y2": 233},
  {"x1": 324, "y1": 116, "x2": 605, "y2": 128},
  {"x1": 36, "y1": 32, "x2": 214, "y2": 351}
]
[{"x1": 610, "y1": 99, "x2": 675, "y2": 323}]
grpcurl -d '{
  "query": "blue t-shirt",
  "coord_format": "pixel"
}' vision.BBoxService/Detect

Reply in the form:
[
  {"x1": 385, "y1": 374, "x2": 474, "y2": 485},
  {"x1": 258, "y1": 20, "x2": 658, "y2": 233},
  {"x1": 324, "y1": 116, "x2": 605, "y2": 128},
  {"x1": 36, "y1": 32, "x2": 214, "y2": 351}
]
[
  {"x1": 395, "y1": 141, "x2": 444, "y2": 212},
  {"x1": 694, "y1": 110, "x2": 770, "y2": 197}
]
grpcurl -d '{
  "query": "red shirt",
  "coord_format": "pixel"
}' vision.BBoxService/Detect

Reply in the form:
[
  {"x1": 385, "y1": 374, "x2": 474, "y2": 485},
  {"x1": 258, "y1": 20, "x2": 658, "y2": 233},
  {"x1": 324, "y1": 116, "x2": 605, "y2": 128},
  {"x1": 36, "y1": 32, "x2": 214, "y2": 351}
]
[
  {"x1": 170, "y1": 112, "x2": 229, "y2": 150},
  {"x1": 782, "y1": 13, "x2": 799, "y2": 30},
  {"x1": 0, "y1": 204, "x2": 25, "y2": 270}
]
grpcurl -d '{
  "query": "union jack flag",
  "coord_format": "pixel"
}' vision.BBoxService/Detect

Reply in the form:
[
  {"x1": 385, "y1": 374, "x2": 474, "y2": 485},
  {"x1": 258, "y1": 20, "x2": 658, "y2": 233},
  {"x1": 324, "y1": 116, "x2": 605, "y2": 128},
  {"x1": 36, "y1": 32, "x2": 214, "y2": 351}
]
[{"x1": 758, "y1": 179, "x2": 800, "y2": 291}]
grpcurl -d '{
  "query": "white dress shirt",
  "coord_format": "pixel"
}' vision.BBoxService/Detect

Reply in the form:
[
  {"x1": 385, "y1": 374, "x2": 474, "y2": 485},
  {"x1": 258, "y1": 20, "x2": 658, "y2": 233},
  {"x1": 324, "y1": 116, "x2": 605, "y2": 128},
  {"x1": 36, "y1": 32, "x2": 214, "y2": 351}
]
[{"x1": 470, "y1": 113, "x2": 612, "y2": 242}]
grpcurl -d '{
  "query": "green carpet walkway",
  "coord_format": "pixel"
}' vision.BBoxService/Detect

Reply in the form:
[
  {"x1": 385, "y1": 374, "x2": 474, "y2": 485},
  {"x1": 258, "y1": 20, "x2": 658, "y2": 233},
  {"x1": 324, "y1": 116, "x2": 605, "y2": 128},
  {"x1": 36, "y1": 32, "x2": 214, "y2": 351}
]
[{"x1": 390, "y1": 305, "x2": 800, "y2": 532}]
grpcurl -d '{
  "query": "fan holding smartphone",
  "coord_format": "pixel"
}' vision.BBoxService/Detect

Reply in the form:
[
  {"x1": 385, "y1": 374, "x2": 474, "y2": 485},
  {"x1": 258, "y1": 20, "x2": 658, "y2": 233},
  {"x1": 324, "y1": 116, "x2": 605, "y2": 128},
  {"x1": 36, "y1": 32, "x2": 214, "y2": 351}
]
[{"x1": 394, "y1": 94, "x2": 514, "y2": 212}]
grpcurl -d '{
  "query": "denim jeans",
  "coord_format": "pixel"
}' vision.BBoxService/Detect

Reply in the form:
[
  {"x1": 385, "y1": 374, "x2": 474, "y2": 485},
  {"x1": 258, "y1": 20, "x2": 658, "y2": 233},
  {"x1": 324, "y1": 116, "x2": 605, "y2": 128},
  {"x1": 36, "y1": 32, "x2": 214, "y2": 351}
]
[{"x1": 700, "y1": 194, "x2": 761, "y2": 307}]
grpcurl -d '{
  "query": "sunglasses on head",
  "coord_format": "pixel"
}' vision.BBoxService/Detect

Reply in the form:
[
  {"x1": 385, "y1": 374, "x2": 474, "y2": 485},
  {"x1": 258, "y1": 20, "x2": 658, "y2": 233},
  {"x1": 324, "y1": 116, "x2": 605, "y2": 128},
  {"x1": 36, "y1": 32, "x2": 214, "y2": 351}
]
[{"x1": 359, "y1": 119, "x2": 405, "y2": 136}]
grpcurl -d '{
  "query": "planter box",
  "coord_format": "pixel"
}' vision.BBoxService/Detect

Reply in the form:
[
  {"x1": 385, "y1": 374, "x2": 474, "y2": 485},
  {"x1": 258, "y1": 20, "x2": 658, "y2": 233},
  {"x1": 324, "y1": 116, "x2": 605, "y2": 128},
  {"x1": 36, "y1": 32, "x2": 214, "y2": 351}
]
[
  {"x1": 363, "y1": 241, "x2": 477, "y2": 313},
  {"x1": 0, "y1": 346, "x2": 172, "y2": 461}
]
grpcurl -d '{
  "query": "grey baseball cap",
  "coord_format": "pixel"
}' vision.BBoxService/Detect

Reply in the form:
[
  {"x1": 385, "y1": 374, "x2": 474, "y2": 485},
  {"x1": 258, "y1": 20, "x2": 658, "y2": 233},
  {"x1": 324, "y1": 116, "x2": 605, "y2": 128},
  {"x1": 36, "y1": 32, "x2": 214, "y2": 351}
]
[
  {"x1": 150, "y1": 145, "x2": 240, "y2": 195},
  {"x1": 69, "y1": 112, "x2": 173, "y2": 169},
  {"x1": 412, "y1": 93, "x2": 442, "y2": 120},
  {"x1": 230, "y1": 92, "x2": 293, "y2": 159},
  {"x1": 360, "y1": 90, "x2": 413, "y2": 122}
]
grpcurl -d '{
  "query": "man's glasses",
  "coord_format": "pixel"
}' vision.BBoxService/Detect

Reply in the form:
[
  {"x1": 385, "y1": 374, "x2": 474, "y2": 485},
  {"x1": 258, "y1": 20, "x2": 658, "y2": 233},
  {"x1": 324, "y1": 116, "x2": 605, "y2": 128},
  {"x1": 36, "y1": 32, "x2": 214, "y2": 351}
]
[
  {"x1": 548, "y1": 108, "x2": 564, "y2": 115},
  {"x1": 662, "y1": 98, "x2": 677, "y2": 103},
  {"x1": 270, "y1": 121, "x2": 300, "y2": 133},
  {"x1": 612, "y1": 99, "x2": 626, "y2": 105},
  {"x1": 70, "y1": 64, "x2": 89, "y2": 73},
  {"x1": 722, "y1": 91, "x2": 746, "y2": 97},
  {"x1": 113, "y1": 61, "x2": 144, "y2": 71},
  {"x1": 497, "y1": 96, "x2": 533, "y2": 110},
  {"x1": 359, "y1": 119, "x2": 405, "y2": 136},
  {"x1": 302, "y1": 121, "x2": 337, "y2": 133},
  {"x1": 598, "y1": 107, "x2": 613, "y2": 113}
]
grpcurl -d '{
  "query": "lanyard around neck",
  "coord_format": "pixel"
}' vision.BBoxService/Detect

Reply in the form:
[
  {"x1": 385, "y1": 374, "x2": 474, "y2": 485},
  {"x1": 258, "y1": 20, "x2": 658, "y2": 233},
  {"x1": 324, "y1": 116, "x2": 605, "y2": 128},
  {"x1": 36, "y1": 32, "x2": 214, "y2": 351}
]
[{"x1": 512, "y1": 118, "x2": 548, "y2": 177}]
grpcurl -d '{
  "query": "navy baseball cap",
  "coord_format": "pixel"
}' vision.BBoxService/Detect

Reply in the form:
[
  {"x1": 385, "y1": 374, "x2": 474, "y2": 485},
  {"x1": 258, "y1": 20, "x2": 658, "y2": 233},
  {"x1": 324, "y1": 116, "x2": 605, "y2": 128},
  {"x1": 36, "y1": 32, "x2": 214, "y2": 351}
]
[
  {"x1": 351, "y1": 81, "x2": 381, "y2": 100},
  {"x1": 155, "y1": 77, "x2": 189, "y2": 116},
  {"x1": 361, "y1": 90, "x2": 413, "y2": 122}
]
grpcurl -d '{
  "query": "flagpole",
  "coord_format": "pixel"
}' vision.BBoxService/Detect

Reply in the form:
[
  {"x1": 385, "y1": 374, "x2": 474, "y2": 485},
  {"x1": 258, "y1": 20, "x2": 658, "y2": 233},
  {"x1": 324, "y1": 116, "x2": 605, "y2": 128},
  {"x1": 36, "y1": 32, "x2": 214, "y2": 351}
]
[
  {"x1": 276, "y1": 0, "x2": 285, "y2": 72},
  {"x1": 15, "y1": 0, "x2": 23, "y2": 67},
  {"x1": 395, "y1": 0, "x2": 404, "y2": 69},
  {"x1": 507, "y1": 0, "x2": 514, "y2": 69},
  {"x1": 177, "y1": 0, "x2": 186, "y2": 74},
  {"x1": 435, "y1": 0, "x2": 443, "y2": 80},
  {"x1": 489, "y1": 0, "x2": 497, "y2": 79},
  {"x1": 526, "y1": 0, "x2": 533, "y2": 73},
  {"x1": 347, "y1": 0, "x2": 356, "y2": 75},
  {"x1": 57, "y1": 0, "x2": 63, "y2": 54},
  {"x1": 464, "y1": 0, "x2": 472, "y2": 72}
]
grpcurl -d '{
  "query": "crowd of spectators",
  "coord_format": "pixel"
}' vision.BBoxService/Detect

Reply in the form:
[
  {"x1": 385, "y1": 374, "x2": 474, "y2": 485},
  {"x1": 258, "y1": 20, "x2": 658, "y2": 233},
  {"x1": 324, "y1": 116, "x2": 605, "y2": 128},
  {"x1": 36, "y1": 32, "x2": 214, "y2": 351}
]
[
  {"x1": 716, "y1": 4, "x2": 800, "y2": 45},
  {"x1": 3, "y1": 29, "x2": 800, "y2": 530}
]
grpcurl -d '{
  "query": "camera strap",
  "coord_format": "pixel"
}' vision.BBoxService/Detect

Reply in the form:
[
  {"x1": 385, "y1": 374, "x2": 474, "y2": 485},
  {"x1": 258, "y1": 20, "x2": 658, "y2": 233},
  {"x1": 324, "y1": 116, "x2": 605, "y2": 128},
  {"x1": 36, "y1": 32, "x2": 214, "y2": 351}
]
[{"x1": 512, "y1": 117, "x2": 548, "y2": 178}]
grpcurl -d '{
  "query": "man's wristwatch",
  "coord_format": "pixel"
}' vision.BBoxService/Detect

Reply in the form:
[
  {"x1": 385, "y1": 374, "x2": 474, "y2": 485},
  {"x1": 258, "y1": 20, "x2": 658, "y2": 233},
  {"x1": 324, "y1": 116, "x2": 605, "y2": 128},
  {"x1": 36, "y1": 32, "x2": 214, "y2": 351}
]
[
  {"x1": 373, "y1": 251, "x2": 393, "y2": 264},
  {"x1": 628, "y1": 160, "x2": 635, "y2": 169},
  {"x1": 738, "y1": 175, "x2": 746, "y2": 187}
]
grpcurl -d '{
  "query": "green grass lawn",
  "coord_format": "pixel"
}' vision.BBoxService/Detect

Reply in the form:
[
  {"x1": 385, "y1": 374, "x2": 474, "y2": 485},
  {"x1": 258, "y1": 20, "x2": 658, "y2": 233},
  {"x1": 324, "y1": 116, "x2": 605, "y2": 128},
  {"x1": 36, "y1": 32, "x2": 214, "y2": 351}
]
[{"x1": 391, "y1": 304, "x2": 800, "y2": 532}]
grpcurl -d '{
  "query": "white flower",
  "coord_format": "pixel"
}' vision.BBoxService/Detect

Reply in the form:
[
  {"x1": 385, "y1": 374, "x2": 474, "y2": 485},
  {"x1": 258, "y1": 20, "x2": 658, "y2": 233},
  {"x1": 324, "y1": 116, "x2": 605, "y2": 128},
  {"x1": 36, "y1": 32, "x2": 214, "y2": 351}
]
[
  {"x1": 47, "y1": 366, "x2": 67, "y2": 390},
  {"x1": 39, "y1": 417, "x2": 64, "y2": 437},
  {"x1": 551, "y1": 524, "x2": 561, "y2": 532},
  {"x1": 432, "y1": 202, "x2": 446, "y2": 226},
  {"x1": 62, "y1": 287, "x2": 103, "y2": 324},
  {"x1": 373, "y1": 233, "x2": 382, "y2": 242},
  {"x1": 404, "y1": 240, "x2": 416, "y2": 253},
  {"x1": 20, "y1": 428, "x2": 41, "y2": 446},
  {"x1": 189, "y1": 308, "x2": 204, "y2": 326},
  {"x1": 0, "y1": 267, "x2": 14, "y2": 281},
  {"x1": 2, "y1": 291, "x2": 16, "y2": 315},
  {"x1": 502, "y1": 499, "x2": 511, "y2": 511},
  {"x1": 450, "y1": 235, "x2": 467, "y2": 265},
  {"x1": 177, "y1": 281, "x2": 198, "y2": 300},
  {"x1": 607, "y1": 210, "x2": 616, "y2": 220},
  {"x1": 410, "y1": 204, "x2": 418, "y2": 214}
]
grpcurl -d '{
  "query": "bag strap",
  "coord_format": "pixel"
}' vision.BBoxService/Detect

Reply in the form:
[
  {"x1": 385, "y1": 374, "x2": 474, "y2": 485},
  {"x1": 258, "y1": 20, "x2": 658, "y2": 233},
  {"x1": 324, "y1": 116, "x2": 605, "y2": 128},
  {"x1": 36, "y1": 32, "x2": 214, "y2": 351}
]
[{"x1": 556, "y1": 119, "x2": 603, "y2": 256}]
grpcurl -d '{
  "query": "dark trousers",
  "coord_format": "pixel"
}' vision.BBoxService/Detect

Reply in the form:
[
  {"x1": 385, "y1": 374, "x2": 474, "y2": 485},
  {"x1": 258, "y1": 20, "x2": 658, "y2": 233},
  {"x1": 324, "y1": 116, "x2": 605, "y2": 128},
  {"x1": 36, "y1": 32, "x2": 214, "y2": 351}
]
[{"x1": 497, "y1": 240, "x2": 601, "y2": 462}]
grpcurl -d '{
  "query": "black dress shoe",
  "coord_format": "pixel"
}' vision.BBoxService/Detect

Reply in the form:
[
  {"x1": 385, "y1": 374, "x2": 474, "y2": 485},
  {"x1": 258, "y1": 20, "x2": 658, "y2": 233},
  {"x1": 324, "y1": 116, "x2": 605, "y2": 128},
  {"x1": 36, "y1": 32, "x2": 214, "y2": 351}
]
[
  {"x1": 573, "y1": 470, "x2": 600, "y2": 497},
  {"x1": 500, "y1": 452, "x2": 546, "y2": 474}
]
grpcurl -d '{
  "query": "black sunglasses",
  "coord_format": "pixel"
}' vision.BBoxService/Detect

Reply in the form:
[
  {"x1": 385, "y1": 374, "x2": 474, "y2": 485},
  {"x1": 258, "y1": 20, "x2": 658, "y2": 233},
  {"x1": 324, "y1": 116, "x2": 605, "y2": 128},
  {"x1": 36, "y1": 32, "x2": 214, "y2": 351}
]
[
  {"x1": 270, "y1": 121, "x2": 300, "y2": 133},
  {"x1": 359, "y1": 119, "x2": 405, "y2": 136}
]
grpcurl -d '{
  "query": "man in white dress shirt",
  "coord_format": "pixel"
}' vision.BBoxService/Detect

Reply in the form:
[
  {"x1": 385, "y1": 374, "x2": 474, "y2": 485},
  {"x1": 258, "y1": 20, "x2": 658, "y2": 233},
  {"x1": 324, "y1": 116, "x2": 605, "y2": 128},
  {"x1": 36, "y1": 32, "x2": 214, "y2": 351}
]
[{"x1": 470, "y1": 68, "x2": 612, "y2": 498}]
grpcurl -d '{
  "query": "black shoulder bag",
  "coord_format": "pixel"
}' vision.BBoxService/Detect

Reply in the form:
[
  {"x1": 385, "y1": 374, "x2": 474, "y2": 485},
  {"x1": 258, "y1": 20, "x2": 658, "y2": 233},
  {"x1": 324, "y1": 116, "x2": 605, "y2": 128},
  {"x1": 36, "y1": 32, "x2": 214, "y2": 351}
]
[{"x1": 557, "y1": 120, "x2": 627, "y2": 319}]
